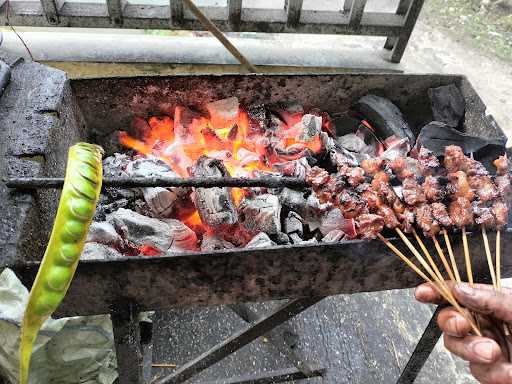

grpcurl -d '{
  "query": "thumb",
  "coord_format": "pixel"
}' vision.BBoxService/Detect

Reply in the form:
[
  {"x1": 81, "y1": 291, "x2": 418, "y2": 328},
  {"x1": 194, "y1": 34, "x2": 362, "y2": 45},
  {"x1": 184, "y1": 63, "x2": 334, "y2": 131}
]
[{"x1": 454, "y1": 284, "x2": 512, "y2": 323}]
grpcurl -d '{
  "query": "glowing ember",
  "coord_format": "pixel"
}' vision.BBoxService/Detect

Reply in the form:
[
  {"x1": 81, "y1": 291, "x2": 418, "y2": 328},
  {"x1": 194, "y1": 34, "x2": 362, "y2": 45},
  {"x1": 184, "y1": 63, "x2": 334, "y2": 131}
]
[{"x1": 120, "y1": 99, "x2": 326, "y2": 230}]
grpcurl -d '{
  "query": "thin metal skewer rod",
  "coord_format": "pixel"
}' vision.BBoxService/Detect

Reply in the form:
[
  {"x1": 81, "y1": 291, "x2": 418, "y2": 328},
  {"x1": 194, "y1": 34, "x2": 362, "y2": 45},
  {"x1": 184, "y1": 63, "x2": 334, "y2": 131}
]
[{"x1": 5, "y1": 176, "x2": 307, "y2": 189}]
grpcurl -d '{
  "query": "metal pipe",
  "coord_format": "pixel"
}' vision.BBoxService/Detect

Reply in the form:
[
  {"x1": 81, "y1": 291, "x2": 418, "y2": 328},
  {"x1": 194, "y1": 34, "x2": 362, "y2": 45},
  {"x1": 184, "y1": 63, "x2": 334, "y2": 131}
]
[{"x1": 4, "y1": 176, "x2": 307, "y2": 189}]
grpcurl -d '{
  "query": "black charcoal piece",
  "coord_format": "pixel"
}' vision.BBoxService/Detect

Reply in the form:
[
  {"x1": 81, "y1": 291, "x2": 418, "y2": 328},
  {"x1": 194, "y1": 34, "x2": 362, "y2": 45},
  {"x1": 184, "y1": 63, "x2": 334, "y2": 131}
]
[
  {"x1": 354, "y1": 94, "x2": 415, "y2": 144},
  {"x1": 416, "y1": 121, "x2": 506, "y2": 167},
  {"x1": 428, "y1": 84, "x2": 465, "y2": 127}
]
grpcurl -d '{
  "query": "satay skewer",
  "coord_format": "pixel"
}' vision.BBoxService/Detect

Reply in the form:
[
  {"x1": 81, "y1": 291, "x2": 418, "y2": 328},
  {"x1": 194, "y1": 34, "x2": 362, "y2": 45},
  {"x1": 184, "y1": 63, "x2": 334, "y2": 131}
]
[
  {"x1": 380, "y1": 232, "x2": 481, "y2": 336},
  {"x1": 412, "y1": 229, "x2": 445, "y2": 281},
  {"x1": 443, "y1": 229, "x2": 462, "y2": 283},
  {"x1": 462, "y1": 227, "x2": 474, "y2": 286},
  {"x1": 432, "y1": 234, "x2": 456, "y2": 282},
  {"x1": 496, "y1": 230, "x2": 502, "y2": 292},
  {"x1": 482, "y1": 227, "x2": 497, "y2": 290}
]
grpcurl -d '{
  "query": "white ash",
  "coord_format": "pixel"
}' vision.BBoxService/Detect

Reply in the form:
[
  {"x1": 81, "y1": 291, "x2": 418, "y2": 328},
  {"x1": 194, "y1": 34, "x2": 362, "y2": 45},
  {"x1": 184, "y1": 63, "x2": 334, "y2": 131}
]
[
  {"x1": 94, "y1": 196, "x2": 131, "y2": 221},
  {"x1": 284, "y1": 211, "x2": 303, "y2": 236},
  {"x1": 337, "y1": 133, "x2": 368, "y2": 154},
  {"x1": 240, "y1": 194, "x2": 281, "y2": 235},
  {"x1": 246, "y1": 232, "x2": 276, "y2": 248},
  {"x1": 163, "y1": 219, "x2": 199, "y2": 251},
  {"x1": 143, "y1": 187, "x2": 178, "y2": 218},
  {"x1": 319, "y1": 208, "x2": 347, "y2": 236},
  {"x1": 297, "y1": 114, "x2": 322, "y2": 141},
  {"x1": 107, "y1": 208, "x2": 197, "y2": 252},
  {"x1": 200, "y1": 233, "x2": 235, "y2": 252},
  {"x1": 81, "y1": 242, "x2": 123, "y2": 261},
  {"x1": 103, "y1": 153, "x2": 131, "y2": 178},
  {"x1": 86, "y1": 222, "x2": 122, "y2": 247},
  {"x1": 206, "y1": 97, "x2": 239, "y2": 126},
  {"x1": 125, "y1": 156, "x2": 177, "y2": 178},
  {"x1": 322, "y1": 229, "x2": 346, "y2": 243}
]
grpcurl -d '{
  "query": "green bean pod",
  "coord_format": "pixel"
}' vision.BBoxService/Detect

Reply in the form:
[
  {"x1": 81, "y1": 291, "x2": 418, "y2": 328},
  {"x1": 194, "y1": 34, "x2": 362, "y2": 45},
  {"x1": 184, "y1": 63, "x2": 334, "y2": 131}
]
[{"x1": 19, "y1": 143, "x2": 103, "y2": 384}]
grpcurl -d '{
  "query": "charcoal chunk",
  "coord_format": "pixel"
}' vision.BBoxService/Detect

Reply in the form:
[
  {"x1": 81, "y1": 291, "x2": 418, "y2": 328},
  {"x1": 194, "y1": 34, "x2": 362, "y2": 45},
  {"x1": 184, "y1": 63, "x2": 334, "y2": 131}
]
[
  {"x1": 354, "y1": 94, "x2": 414, "y2": 144},
  {"x1": 240, "y1": 194, "x2": 281, "y2": 234},
  {"x1": 428, "y1": 84, "x2": 465, "y2": 127},
  {"x1": 246, "y1": 232, "x2": 276, "y2": 248}
]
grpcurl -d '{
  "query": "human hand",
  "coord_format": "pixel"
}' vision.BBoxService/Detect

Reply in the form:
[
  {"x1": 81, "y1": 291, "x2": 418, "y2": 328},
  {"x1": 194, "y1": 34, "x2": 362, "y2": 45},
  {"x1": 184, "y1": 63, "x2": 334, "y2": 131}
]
[{"x1": 415, "y1": 282, "x2": 512, "y2": 383}]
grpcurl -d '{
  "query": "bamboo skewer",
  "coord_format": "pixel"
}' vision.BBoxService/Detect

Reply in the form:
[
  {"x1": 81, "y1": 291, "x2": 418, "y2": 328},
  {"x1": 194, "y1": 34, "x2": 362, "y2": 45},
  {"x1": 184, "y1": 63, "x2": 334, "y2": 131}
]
[
  {"x1": 496, "y1": 230, "x2": 502, "y2": 292},
  {"x1": 482, "y1": 227, "x2": 497, "y2": 290},
  {"x1": 412, "y1": 229, "x2": 445, "y2": 282},
  {"x1": 462, "y1": 227, "x2": 474, "y2": 286},
  {"x1": 380, "y1": 232, "x2": 481, "y2": 336},
  {"x1": 443, "y1": 229, "x2": 461, "y2": 283},
  {"x1": 432, "y1": 234, "x2": 456, "y2": 282}
]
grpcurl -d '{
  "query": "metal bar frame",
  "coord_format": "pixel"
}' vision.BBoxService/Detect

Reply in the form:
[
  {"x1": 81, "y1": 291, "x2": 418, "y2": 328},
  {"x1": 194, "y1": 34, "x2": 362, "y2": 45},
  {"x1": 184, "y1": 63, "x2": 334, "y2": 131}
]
[
  {"x1": 153, "y1": 297, "x2": 324, "y2": 384},
  {"x1": 1, "y1": 0, "x2": 425, "y2": 62},
  {"x1": 198, "y1": 366, "x2": 325, "y2": 384}
]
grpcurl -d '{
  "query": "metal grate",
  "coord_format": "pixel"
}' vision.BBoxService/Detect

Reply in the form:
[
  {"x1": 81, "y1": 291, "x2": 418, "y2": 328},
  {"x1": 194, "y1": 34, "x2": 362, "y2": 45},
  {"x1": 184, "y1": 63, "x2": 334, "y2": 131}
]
[{"x1": 0, "y1": 0, "x2": 425, "y2": 63}]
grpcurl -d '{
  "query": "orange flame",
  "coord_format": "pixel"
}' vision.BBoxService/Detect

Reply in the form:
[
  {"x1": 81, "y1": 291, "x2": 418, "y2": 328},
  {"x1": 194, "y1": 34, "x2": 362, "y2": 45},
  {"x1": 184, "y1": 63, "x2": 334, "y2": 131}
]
[{"x1": 120, "y1": 104, "x2": 323, "y2": 215}]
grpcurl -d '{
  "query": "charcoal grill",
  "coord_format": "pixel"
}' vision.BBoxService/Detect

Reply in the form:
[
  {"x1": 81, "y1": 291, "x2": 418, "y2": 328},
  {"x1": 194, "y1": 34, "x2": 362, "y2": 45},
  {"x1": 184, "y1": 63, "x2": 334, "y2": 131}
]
[{"x1": 1, "y1": 59, "x2": 511, "y2": 383}]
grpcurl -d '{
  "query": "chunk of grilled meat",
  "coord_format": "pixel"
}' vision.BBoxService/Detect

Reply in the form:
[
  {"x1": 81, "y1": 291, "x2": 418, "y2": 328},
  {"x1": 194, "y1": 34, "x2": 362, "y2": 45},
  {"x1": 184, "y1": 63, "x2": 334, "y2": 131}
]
[
  {"x1": 338, "y1": 189, "x2": 369, "y2": 219},
  {"x1": 469, "y1": 175, "x2": 498, "y2": 202},
  {"x1": 416, "y1": 147, "x2": 441, "y2": 176},
  {"x1": 449, "y1": 197, "x2": 474, "y2": 228},
  {"x1": 416, "y1": 204, "x2": 440, "y2": 237},
  {"x1": 356, "y1": 214, "x2": 385, "y2": 239},
  {"x1": 444, "y1": 145, "x2": 488, "y2": 176},
  {"x1": 402, "y1": 177, "x2": 426, "y2": 206},
  {"x1": 494, "y1": 155, "x2": 509, "y2": 176},
  {"x1": 377, "y1": 205, "x2": 400, "y2": 229},
  {"x1": 424, "y1": 176, "x2": 445, "y2": 202},
  {"x1": 493, "y1": 200, "x2": 509, "y2": 228},
  {"x1": 398, "y1": 207, "x2": 415, "y2": 233},
  {"x1": 361, "y1": 158, "x2": 385, "y2": 176},
  {"x1": 448, "y1": 171, "x2": 474, "y2": 201},
  {"x1": 431, "y1": 202, "x2": 452, "y2": 227},
  {"x1": 473, "y1": 202, "x2": 496, "y2": 229}
]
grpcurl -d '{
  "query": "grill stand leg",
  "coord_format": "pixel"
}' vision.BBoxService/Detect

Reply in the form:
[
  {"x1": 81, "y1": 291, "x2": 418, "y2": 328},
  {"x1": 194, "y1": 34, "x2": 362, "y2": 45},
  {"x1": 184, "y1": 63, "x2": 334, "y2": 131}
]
[
  {"x1": 112, "y1": 304, "x2": 153, "y2": 384},
  {"x1": 154, "y1": 297, "x2": 324, "y2": 384},
  {"x1": 396, "y1": 305, "x2": 443, "y2": 384}
]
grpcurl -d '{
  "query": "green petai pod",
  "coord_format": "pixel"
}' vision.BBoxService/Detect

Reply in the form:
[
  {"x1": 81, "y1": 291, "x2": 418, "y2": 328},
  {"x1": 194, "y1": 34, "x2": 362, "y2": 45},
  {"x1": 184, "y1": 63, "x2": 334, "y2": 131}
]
[{"x1": 19, "y1": 143, "x2": 103, "y2": 384}]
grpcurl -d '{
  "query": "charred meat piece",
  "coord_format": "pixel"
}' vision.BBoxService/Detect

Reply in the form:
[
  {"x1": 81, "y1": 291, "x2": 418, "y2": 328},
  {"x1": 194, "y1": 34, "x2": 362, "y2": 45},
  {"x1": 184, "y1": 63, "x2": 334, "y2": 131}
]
[
  {"x1": 361, "y1": 188, "x2": 381, "y2": 211},
  {"x1": 306, "y1": 166, "x2": 331, "y2": 189},
  {"x1": 448, "y1": 171, "x2": 474, "y2": 201},
  {"x1": 356, "y1": 214, "x2": 385, "y2": 239},
  {"x1": 361, "y1": 158, "x2": 384, "y2": 176},
  {"x1": 390, "y1": 157, "x2": 420, "y2": 181},
  {"x1": 377, "y1": 205, "x2": 400, "y2": 229},
  {"x1": 473, "y1": 202, "x2": 496, "y2": 229},
  {"x1": 468, "y1": 175, "x2": 498, "y2": 202},
  {"x1": 398, "y1": 208, "x2": 416, "y2": 233},
  {"x1": 338, "y1": 190, "x2": 369, "y2": 219},
  {"x1": 416, "y1": 147, "x2": 441, "y2": 176},
  {"x1": 449, "y1": 197, "x2": 474, "y2": 228},
  {"x1": 494, "y1": 155, "x2": 509, "y2": 176},
  {"x1": 493, "y1": 200, "x2": 509, "y2": 228},
  {"x1": 371, "y1": 171, "x2": 391, "y2": 188},
  {"x1": 495, "y1": 175, "x2": 511, "y2": 197},
  {"x1": 444, "y1": 145, "x2": 488, "y2": 176},
  {"x1": 424, "y1": 176, "x2": 445, "y2": 202},
  {"x1": 402, "y1": 177, "x2": 426, "y2": 206},
  {"x1": 346, "y1": 167, "x2": 366, "y2": 187},
  {"x1": 415, "y1": 204, "x2": 440, "y2": 237},
  {"x1": 431, "y1": 202, "x2": 452, "y2": 227}
]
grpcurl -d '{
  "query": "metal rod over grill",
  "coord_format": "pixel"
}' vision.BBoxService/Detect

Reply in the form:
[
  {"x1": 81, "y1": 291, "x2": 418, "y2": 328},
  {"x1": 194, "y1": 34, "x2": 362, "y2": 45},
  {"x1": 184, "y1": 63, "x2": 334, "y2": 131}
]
[{"x1": 4, "y1": 176, "x2": 307, "y2": 189}]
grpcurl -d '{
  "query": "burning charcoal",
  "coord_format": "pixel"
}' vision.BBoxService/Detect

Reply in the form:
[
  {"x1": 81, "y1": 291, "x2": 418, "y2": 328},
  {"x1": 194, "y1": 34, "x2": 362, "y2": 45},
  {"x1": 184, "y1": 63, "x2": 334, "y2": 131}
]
[
  {"x1": 337, "y1": 133, "x2": 369, "y2": 155},
  {"x1": 81, "y1": 242, "x2": 123, "y2": 261},
  {"x1": 274, "y1": 158, "x2": 310, "y2": 180},
  {"x1": 322, "y1": 135, "x2": 359, "y2": 167},
  {"x1": 126, "y1": 156, "x2": 177, "y2": 178},
  {"x1": 319, "y1": 208, "x2": 356, "y2": 237},
  {"x1": 284, "y1": 211, "x2": 303, "y2": 236},
  {"x1": 416, "y1": 122, "x2": 505, "y2": 163},
  {"x1": 247, "y1": 104, "x2": 269, "y2": 135},
  {"x1": 174, "y1": 106, "x2": 202, "y2": 142},
  {"x1": 200, "y1": 233, "x2": 235, "y2": 251},
  {"x1": 206, "y1": 97, "x2": 239, "y2": 128},
  {"x1": 107, "y1": 208, "x2": 197, "y2": 252},
  {"x1": 322, "y1": 229, "x2": 346, "y2": 243},
  {"x1": 380, "y1": 137, "x2": 410, "y2": 161},
  {"x1": 246, "y1": 232, "x2": 277, "y2": 248},
  {"x1": 298, "y1": 114, "x2": 322, "y2": 141},
  {"x1": 280, "y1": 188, "x2": 308, "y2": 214},
  {"x1": 192, "y1": 156, "x2": 238, "y2": 227},
  {"x1": 273, "y1": 231, "x2": 291, "y2": 245},
  {"x1": 354, "y1": 94, "x2": 415, "y2": 144},
  {"x1": 143, "y1": 187, "x2": 178, "y2": 218},
  {"x1": 102, "y1": 153, "x2": 131, "y2": 178},
  {"x1": 428, "y1": 84, "x2": 465, "y2": 127},
  {"x1": 240, "y1": 194, "x2": 281, "y2": 235},
  {"x1": 86, "y1": 221, "x2": 122, "y2": 247}
]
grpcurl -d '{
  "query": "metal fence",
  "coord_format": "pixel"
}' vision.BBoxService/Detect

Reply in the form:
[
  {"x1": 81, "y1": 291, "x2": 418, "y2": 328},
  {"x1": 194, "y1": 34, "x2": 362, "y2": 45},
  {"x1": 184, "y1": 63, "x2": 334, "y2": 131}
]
[{"x1": 0, "y1": 0, "x2": 425, "y2": 63}]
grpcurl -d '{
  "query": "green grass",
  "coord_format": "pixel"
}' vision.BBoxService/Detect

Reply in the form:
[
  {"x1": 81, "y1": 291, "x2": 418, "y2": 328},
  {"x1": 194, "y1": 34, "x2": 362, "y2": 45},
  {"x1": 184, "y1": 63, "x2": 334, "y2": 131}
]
[{"x1": 423, "y1": 0, "x2": 512, "y2": 62}]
